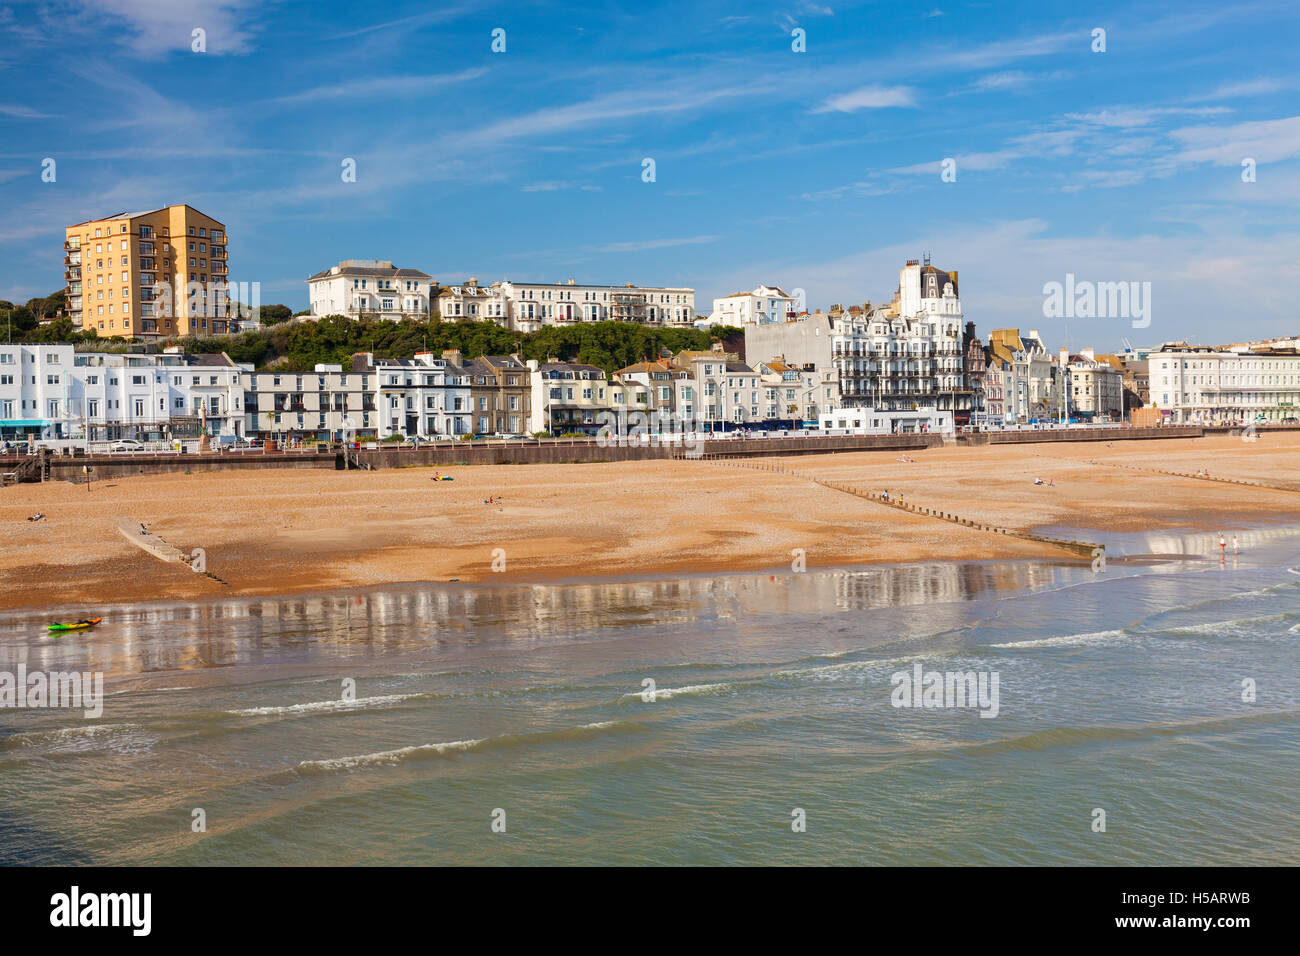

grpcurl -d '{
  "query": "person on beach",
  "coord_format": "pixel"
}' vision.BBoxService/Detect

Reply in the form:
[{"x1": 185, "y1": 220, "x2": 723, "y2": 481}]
[
  {"x1": 1232, "y1": 535, "x2": 1239, "y2": 555},
  {"x1": 1218, "y1": 533, "x2": 1226, "y2": 555}
]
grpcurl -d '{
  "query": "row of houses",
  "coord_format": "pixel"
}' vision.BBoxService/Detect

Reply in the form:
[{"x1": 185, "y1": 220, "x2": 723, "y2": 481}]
[
  {"x1": 8, "y1": 333, "x2": 1296, "y2": 445},
  {"x1": 0, "y1": 343, "x2": 843, "y2": 443}
]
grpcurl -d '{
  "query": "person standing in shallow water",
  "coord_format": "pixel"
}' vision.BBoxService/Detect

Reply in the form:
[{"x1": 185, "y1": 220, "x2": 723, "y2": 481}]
[{"x1": 1218, "y1": 533, "x2": 1227, "y2": 556}]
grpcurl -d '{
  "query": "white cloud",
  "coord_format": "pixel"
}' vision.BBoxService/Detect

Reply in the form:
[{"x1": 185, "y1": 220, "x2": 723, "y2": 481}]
[
  {"x1": 1170, "y1": 115, "x2": 1300, "y2": 165},
  {"x1": 812, "y1": 85, "x2": 917, "y2": 113},
  {"x1": 72, "y1": 0, "x2": 266, "y2": 55}
]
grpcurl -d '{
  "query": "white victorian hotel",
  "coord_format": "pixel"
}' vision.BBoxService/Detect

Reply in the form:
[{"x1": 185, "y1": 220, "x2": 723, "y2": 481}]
[{"x1": 831, "y1": 259, "x2": 972, "y2": 416}]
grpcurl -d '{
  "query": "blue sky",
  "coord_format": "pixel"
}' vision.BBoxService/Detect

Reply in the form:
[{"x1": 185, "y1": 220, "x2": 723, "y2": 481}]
[{"x1": 1, "y1": 0, "x2": 1298, "y2": 350}]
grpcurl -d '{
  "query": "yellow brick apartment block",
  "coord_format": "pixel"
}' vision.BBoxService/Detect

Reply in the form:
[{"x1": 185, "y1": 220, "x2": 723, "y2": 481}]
[{"x1": 64, "y1": 204, "x2": 230, "y2": 339}]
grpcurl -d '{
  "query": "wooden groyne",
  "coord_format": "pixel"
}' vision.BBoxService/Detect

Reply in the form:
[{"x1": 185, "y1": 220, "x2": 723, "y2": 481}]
[
  {"x1": 1034, "y1": 453, "x2": 1300, "y2": 496},
  {"x1": 703, "y1": 459, "x2": 1101, "y2": 561}
]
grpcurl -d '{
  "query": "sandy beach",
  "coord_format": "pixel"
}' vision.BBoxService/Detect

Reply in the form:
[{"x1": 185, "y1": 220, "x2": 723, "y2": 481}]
[{"x1": 2, "y1": 433, "x2": 1298, "y2": 612}]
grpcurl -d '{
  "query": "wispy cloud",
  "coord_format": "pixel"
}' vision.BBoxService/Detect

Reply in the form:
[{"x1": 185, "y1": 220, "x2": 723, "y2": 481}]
[
  {"x1": 1170, "y1": 115, "x2": 1300, "y2": 165},
  {"x1": 812, "y1": 84, "x2": 917, "y2": 113},
  {"x1": 594, "y1": 235, "x2": 720, "y2": 253},
  {"x1": 0, "y1": 104, "x2": 53, "y2": 119},
  {"x1": 521, "y1": 181, "x2": 602, "y2": 192},
  {"x1": 1065, "y1": 106, "x2": 1233, "y2": 128},
  {"x1": 965, "y1": 70, "x2": 1071, "y2": 93},
  {"x1": 264, "y1": 69, "x2": 487, "y2": 107},
  {"x1": 328, "y1": 5, "x2": 472, "y2": 39},
  {"x1": 1192, "y1": 78, "x2": 1288, "y2": 100}
]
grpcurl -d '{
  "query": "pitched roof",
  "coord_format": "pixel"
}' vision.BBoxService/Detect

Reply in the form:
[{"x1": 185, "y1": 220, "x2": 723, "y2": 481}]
[{"x1": 308, "y1": 263, "x2": 432, "y2": 281}]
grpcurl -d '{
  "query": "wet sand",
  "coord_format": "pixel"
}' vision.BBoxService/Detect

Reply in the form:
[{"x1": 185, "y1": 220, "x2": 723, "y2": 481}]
[{"x1": 2, "y1": 433, "x2": 1297, "y2": 612}]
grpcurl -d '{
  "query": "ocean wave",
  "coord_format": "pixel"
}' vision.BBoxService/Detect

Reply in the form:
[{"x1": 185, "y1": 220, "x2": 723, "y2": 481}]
[
  {"x1": 295, "y1": 719, "x2": 638, "y2": 773},
  {"x1": 619, "y1": 682, "x2": 732, "y2": 701},
  {"x1": 0, "y1": 722, "x2": 143, "y2": 750},
  {"x1": 297, "y1": 737, "x2": 486, "y2": 772},
  {"x1": 226, "y1": 694, "x2": 419, "y2": 717},
  {"x1": 990, "y1": 629, "x2": 1127, "y2": 649},
  {"x1": 771, "y1": 650, "x2": 981, "y2": 681},
  {"x1": 1153, "y1": 612, "x2": 1298, "y2": 640}
]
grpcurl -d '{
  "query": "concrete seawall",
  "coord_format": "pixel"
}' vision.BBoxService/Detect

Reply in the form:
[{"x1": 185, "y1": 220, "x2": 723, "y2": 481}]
[
  {"x1": 968, "y1": 425, "x2": 1201, "y2": 445},
  {"x1": 10, "y1": 425, "x2": 1208, "y2": 482}
]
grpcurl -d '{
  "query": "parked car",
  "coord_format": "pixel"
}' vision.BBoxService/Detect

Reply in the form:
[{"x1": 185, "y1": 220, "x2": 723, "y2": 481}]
[{"x1": 109, "y1": 439, "x2": 144, "y2": 453}]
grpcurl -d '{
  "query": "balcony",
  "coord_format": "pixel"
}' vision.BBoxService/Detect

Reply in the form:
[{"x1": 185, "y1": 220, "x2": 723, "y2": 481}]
[{"x1": 66, "y1": 268, "x2": 81, "y2": 281}]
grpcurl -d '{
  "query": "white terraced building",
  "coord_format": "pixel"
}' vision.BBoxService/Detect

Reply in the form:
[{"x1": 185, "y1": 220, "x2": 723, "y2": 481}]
[
  {"x1": 1, "y1": 344, "x2": 248, "y2": 443},
  {"x1": 1149, "y1": 344, "x2": 1300, "y2": 424},
  {"x1": 370, "y1": 352, "x2": 474, "y2": 439},
  {"x1": 307, "y1": 260, "x2": 435, "y2": 320},
  {"x1": 440, "y1": 278, "x2": 694, "y2": 332}
]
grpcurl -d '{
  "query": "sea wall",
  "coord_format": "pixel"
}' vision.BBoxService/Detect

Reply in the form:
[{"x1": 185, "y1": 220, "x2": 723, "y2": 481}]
[{"x1": 4, "y1": 424, "x2": 1212, "y2": 482}]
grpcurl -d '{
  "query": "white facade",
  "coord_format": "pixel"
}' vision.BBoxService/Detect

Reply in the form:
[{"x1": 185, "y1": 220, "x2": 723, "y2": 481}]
[
  {"x1": 307, "y1": 260, "x2": 434, "y2": 320},
  {"x1": 372, "y1": 353, "x2": 473, "y2": 438},
  {"x1": 675, "y1": 354, "x2": 766, "y2": 427},
  {"x1": 1, "y1": 344, "x2": 247, "y2": 442},
  {"x1": 441, "y1": 279, "x2": 694, "y2": 333},
  {"x1": 1150, "y1": 347, "x2": 1300, "y2": 424},
  {"x1": 0, "y1": 344, "x2": 76, "y2": 441},
  {"x1": 819, "y1": 406, "x2": 953, "y2": 435},
  {"x1": 707, "y1": 285, "x2": 799, "y2": 327}
]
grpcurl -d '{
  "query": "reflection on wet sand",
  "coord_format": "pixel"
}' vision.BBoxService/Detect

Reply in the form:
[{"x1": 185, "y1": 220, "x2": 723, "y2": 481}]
[{"x1": 1, "y1": 558, "x2": 1076, "y2": 684}]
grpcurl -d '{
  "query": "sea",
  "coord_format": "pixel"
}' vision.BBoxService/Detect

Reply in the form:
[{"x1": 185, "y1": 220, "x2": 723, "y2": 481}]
[{"x1": 2, "y1": 524, "x2": 1297, "y2": 865}]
